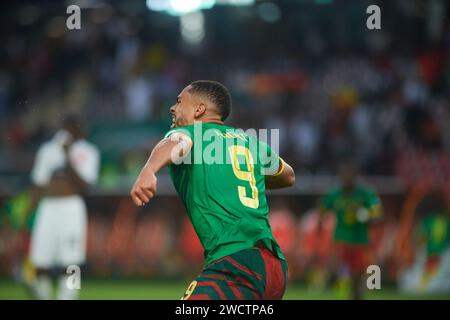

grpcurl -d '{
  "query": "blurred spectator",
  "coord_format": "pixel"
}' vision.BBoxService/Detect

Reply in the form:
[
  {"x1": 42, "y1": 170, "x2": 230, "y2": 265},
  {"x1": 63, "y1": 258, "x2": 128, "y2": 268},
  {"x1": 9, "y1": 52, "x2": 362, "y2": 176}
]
[
  {"x1": 0, "y1": 2, "x2": 448, "y2": 184},
  {"x1": 179, "y1": 216, "x2": 204, "y2": 272},
  {"x1": 269, "y1": 201, "x2": 297, "y2": 265},
  {"x1": 124, "y1": 75, "x2": 154, "y2": 122}
]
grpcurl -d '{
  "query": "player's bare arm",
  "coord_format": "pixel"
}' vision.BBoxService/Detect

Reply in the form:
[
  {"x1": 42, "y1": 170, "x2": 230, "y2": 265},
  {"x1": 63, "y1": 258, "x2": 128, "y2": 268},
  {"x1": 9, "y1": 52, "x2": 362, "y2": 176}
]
[
  {"x1": 130, "y1": 132, "x2": 192, "y2": 206},
  {"x1": 265, "y1": 158, "x2": 295, "y2": 189}
]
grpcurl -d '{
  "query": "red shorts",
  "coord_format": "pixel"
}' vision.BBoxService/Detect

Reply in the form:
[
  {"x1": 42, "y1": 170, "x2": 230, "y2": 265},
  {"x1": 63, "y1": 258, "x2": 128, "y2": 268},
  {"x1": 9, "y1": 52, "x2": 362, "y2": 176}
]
[
  {"x1": 182, "y1": 245, "x2": 288, "y2": 300},
  {"x1": 335, "y1": 242, "x2": 369, "y2": 274}
]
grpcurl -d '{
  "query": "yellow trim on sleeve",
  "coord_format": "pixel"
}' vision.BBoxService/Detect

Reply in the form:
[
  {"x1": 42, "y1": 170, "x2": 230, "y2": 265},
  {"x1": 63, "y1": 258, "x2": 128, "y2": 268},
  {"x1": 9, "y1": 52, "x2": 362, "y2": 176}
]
[{"x1": 272, "y1": 157, "x2": 285, "y2": 177}]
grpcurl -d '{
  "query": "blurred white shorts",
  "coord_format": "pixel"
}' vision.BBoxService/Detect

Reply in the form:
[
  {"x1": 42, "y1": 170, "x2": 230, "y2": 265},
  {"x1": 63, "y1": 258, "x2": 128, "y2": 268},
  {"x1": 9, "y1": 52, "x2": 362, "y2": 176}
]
[{"x1": 30, "y1": 195, "x2": 87, "y2": 268}]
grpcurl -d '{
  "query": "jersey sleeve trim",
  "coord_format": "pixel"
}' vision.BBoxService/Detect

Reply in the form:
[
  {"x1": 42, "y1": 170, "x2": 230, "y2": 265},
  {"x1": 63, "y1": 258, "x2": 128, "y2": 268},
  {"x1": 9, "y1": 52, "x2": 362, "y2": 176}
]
[{"x1": 271, "y1": 157, "x2": 284, "y2": 177}]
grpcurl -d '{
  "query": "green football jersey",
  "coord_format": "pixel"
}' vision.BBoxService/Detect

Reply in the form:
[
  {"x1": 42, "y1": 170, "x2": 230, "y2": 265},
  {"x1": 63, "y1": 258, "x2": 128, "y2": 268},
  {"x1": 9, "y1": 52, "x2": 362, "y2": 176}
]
[
  {"x1": 320, "y1": 186, "x2": 380, "y2": 244},
  {"x1": 419, "y1": 213, "x2": 450, "y2": 256},
  {"x1": 164, "y1": 122, "x2": 285, "y2": 265}
]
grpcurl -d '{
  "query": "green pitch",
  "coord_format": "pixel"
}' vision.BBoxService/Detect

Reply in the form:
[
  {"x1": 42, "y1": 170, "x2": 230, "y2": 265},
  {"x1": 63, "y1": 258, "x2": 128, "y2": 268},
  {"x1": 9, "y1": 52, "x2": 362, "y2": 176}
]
[{"x1": 0, "y1": 279, "x2": 449, "y2": 300}]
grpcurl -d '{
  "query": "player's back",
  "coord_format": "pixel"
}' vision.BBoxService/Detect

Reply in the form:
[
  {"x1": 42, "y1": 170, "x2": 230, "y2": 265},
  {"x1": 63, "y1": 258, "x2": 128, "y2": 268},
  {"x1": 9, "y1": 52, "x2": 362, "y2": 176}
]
[{"x1": 165, "y1": 122, "x2": 284, "y2": 265}]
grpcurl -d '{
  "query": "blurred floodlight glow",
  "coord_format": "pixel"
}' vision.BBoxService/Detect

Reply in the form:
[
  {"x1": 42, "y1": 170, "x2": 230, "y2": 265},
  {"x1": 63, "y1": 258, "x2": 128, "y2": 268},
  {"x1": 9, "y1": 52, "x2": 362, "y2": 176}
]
[
  {"x1": 146, "y1": 0, "x2": 255, "y2": 16},
  {"x1": 146, "y1": 0, "x2": 170, "y2": 11},
  {"x1": 180, "y1": 11, "x2": 205, "y2": 45},
  {"x1": 222, "y1": 0, "x2": 255, "y2": 5},
  {"x1": 146, "y1": 0, "x2": 216, "y2": 15},
  {"x1": 170, "y1": 0, "x2": 203, "y2": 14}
]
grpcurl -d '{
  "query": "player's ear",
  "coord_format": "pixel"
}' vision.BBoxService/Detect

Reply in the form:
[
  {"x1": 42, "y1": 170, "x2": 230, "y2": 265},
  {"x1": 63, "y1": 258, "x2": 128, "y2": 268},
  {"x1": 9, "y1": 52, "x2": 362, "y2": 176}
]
[{"x1": 194, "y1": 103, "x2": 206, "y2": 118}]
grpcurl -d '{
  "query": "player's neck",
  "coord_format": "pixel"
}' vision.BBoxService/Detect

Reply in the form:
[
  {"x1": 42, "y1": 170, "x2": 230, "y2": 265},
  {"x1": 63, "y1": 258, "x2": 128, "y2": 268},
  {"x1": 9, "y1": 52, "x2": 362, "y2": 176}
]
[
  {"x1": 206, "y1": 120, "x2": 224, "y2": 125},
  {"x1": 195, "y1": 116, "x2": 224, "y2": 125},
  {"x1": 343, "y1": 186, "x2": 355, "y2": 194}
]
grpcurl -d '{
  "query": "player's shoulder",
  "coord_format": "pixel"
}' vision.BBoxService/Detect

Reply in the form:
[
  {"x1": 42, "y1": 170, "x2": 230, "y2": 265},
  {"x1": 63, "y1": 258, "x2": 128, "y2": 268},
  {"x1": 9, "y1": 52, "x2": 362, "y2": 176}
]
[
  {"x1": 326, "y1": 186, "x2": 342, "y2": 195},
  {"x1": 164, "y1": 125, "x2": 195, "y2": 139},
  {"x1": 73, "y1": 139, "x2": 100, "y2": 155},
  {"x1": 355, "y1": 185, "x2": 379, "y2": 202},
  {"x1": 37, "y1": 140, "x2": 56, "y2": 154},
  {"x1": 321, "y1": 187, "x2": 342, "y2": 201},
  {"x1": 356, "y1": 185, "x2": 377, "y2": 196}
]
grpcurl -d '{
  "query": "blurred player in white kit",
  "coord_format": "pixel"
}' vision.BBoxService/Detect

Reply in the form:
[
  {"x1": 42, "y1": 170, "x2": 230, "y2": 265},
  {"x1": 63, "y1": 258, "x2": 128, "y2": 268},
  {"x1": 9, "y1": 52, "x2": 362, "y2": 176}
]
[{"x1": 27, "y1": 115, "x2": 100, "y2": 300}]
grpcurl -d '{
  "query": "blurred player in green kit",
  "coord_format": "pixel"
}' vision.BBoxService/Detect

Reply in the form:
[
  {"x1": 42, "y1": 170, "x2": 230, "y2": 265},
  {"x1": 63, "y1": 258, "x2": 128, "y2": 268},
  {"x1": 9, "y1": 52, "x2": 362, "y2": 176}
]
[
  {"x1": 1, "y1": 190, "x2": 37, "y2": 295},
  {"x1": 399, "y1": 193, "x2": 450, "y2": 293},
  {"x1": 130, "y1": 80, "x2": 295, "y2": 300},
  {"x1": 318, "y1": 161, "x2": 382, "y2": 300}
]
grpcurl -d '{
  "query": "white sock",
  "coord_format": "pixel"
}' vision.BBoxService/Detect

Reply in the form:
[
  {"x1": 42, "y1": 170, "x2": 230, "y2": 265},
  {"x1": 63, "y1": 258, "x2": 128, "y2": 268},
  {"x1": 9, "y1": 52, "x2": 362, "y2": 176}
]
[
  {"x1": 33, "y1": 275, "x2": 52, "y2": 300},
  {"x1": 57, "y1": 276, "x2": 79, "y2": 300}
]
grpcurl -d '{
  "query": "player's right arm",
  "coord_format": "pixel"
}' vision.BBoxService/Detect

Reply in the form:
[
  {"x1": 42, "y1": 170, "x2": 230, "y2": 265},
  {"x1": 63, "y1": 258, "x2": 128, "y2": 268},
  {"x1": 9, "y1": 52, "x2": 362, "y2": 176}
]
[
  {"x1": 130, "y1": 132, "x2": 192, "y2": 206},
  {"x1": 264, "y1": 158, "x2": 295, "y2": 189}
]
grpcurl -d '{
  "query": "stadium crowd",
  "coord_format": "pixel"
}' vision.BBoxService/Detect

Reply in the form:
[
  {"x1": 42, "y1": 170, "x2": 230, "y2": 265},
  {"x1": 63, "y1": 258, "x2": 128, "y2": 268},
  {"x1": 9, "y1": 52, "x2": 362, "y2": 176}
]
[{"x1": 0, "y1": 1, "x2": 449, "y2": 185}]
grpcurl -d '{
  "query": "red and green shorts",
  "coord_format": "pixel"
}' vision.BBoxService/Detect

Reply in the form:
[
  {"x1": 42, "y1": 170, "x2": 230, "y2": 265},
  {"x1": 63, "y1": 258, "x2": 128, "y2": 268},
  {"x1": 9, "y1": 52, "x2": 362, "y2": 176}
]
[
  {"x1": 181, "y1": 245, "x2": 288, "y2": 300},
  {"x1": 335, "y1": 242, "x2": 369, "y2": 274}
]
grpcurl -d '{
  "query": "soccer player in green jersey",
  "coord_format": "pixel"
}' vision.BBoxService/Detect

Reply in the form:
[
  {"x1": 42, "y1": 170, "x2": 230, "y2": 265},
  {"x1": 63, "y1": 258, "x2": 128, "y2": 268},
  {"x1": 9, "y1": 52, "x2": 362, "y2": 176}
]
[
  {"x1": 416, "y1": 199, "x2": 450, "y2": 291},
  {"x1": 318, "y1": 161, "x2": 382, "y2": 300},
  {"x1": 130, "y1": 80, "x2": 295, "y2": 300}
]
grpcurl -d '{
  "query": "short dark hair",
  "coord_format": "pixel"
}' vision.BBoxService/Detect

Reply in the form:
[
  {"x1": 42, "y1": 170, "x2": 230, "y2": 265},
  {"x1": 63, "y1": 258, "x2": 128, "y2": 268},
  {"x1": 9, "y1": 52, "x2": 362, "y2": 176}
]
[{"x1": 189, "y1": 80, "x2": 232, "y2": 121}]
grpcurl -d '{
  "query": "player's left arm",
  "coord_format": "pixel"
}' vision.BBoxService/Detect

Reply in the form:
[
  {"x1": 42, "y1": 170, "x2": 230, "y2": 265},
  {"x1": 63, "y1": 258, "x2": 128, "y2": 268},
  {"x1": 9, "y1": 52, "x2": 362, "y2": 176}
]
[
  {"x1": 130, "y1": 132, "x2": 192, "y2": 206},
  {"x1": 357, "y1": 191, "x2": 383, "y2": 223},
  {"x1": 265, "y1": 157, "x2": 295, "y2": 189},
  {"x1": 367, "y1": 190, "x2": 383, "y2": 221}
]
